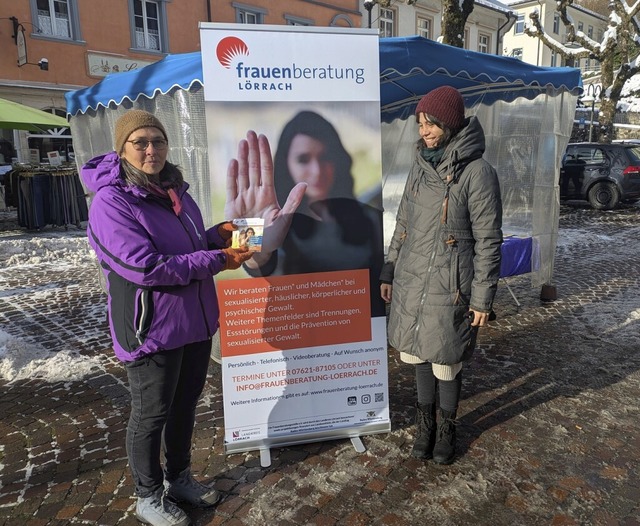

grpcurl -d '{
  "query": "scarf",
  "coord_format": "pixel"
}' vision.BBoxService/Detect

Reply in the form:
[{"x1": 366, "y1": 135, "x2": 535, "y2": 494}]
[
  {"x1": 420, "y1": 145, "x2": 445, "y2": 167},
  {"x1": 148, "y1": 183, "x2": 182, "y2": 216}
]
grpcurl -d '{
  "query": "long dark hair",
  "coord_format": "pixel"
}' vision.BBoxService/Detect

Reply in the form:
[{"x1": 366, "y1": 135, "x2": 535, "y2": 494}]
[
  {"x1": 273, "y1": 111, "x2": 356, "y2": 214},
  {"x1": 120, "y1": 158, "x2": 184, "y2": 190},
  {"x1": 274, "y1": 110, "x2": 373, "y2": 245}
]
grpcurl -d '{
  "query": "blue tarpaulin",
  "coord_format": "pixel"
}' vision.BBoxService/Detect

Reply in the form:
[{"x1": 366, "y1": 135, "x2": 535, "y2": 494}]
[
  {"x1": 66, "y1": 52, "x2": 202, "y2": 117},
  {"x1": 378, "y1": 36, "x2": 581, "y2": 122},
  {"x1": 500, "y1": 236, "x2": 533, "y2": 278}
]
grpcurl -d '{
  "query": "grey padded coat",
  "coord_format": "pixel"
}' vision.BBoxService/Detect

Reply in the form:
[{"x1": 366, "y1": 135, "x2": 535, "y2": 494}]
[{"x1": 380, "y1": 116, "x2": 502, "y2": 365}]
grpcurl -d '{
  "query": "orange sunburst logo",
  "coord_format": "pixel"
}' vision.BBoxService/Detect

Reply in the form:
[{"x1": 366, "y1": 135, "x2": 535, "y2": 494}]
[{"x1": 216, "y1": 36, "x2": 249, "y2": 69}]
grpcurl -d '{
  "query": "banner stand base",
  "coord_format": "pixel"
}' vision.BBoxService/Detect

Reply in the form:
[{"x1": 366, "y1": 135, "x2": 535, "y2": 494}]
[
  {"x1": 260, "y1": 447, "x2": 271, "y2": 468},
  {"x1": 350, "y1": 437, "x2": 366, "y2": 453},
  {"x1": 258, "y1": 437, "x2": 367, "y2": 468}
]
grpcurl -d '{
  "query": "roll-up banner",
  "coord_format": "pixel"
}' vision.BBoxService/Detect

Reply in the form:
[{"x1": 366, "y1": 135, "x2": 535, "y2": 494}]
[{"x1": 200, "y1": 23, "x2": 389, "y2": 459}]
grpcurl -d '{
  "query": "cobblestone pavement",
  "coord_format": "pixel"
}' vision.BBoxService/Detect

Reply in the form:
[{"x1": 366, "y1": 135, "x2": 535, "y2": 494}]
[{"x1": 1, "y1": 203, "x2": 640, "y2": 526}]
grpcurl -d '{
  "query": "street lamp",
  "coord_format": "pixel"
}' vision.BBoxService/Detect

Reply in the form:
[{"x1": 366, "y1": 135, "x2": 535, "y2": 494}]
[
  {"x1": 364, "y1": 0, "x2": 375, "y2": 29},
  {"x1": 582, "y1": 83, "x2": 602, "y2": 142}
]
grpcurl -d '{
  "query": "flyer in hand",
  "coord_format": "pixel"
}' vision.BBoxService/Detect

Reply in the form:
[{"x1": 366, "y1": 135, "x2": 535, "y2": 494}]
[{"x1": 231, "y1": 218, "x2": 264, "y2": 252}]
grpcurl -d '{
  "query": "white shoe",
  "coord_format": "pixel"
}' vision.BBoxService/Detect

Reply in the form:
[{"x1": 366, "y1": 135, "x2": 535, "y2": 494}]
[
  {"x1": 165, "y1": 468, "x2": 221, "y2": 508},
  {"x1": 135, "y1": 489, "x2": 190, "y2": 526}
]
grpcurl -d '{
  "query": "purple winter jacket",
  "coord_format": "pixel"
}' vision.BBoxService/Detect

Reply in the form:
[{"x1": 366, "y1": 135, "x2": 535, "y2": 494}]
[{"x1": 81, "y1": 152, "x2": 229, "y2": 362}]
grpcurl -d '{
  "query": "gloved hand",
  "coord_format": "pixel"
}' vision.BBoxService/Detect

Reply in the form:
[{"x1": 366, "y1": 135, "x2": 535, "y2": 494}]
[
  {"x1": 222, "y1": 246, "x2": 253, "y2": 270},
  {"x1": 217, "y1": 221, "x2": 236, "y2": 247}
]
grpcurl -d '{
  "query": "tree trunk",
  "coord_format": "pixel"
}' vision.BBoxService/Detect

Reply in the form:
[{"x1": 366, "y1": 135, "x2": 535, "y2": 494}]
[
  {"x1": 441, "y1": 0, "x2": 475, "y2": 48},
  {"x1": 597, "y1": 54, "x2": 616, "y2": 142}
]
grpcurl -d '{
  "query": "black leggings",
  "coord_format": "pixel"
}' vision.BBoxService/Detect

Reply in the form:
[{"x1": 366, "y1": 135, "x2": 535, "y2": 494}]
[
  {"x1": 125, "y1": 339, "x2": 211, "y2": 497},
  {"x1": 415, "y1": 362, "x2": 462, "y2": 412}
]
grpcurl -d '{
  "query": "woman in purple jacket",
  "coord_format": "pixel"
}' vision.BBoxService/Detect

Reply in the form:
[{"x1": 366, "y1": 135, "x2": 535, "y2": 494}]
[{"x1": 81, "y1": 110, "x2": 252, "y2": 526}]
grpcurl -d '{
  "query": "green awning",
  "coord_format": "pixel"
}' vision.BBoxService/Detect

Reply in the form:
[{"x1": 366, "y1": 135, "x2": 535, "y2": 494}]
[{"x1": 0, "y1": 97, "x2": 68, "y2": 131}]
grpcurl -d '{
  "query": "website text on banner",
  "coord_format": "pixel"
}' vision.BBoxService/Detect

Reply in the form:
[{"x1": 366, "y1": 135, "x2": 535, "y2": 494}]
[{"x1": 221, "y1": 333, "x2": 389, "y2": 448}]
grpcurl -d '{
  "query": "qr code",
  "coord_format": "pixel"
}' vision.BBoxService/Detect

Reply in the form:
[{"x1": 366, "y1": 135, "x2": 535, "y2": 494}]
[{"x1": 375, "y1": 392, "x2": 384, "y2": 402}]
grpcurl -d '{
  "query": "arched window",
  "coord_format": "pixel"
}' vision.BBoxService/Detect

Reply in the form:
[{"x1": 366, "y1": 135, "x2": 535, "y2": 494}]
[{"x1": 27, "y1": 107, "x2": 73, "y2": 164}]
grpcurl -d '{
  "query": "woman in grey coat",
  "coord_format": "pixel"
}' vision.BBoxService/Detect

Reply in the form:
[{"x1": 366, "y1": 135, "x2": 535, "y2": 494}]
[{"x1": 380, "y1": 86, "x2": 502, "y2": 464}]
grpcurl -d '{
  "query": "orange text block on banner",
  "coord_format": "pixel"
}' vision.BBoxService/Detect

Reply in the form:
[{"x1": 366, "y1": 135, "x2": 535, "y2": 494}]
[{"x1": 218, "y1": 269, "x2": 371, "y2": 357}]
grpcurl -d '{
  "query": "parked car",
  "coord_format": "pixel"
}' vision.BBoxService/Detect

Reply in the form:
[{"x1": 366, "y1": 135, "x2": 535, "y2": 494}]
[{"x1": 560, "y1": 142, "x2": 640, "y2": 209}]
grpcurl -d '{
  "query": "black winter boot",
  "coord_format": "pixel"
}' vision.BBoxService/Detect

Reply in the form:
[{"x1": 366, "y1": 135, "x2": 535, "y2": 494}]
[
  {"x1": 411, "y1": 403, "x2": 437, "y2": 459},
  {"x1": 432, "y1": 408, "x2": 457, "y2": 465}
]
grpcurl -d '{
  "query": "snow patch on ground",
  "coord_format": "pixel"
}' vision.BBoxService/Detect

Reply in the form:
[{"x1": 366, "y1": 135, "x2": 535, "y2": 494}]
[
  {"x1": 0, "y1": 231, "x2": 95, "y2": 267},
  {"x1": 0, "y1": 220, "x2": 105, "y2": 383},
  {"x1": 0, "y1": 328, "x2": 104, "y2": 383}
]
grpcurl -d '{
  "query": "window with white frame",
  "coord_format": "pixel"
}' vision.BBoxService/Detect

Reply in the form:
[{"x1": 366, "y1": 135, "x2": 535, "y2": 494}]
[
  {"x1": 131, "y1": 0, "x2": 165, "y2": 51},
  {"x1": 515, "y1": 14, "x2": 525, "y2": 34},
  {"x1": 577, "y1": 21, "x2": 584, "y2": 32},
  {"x1": 379, "y1": 7, "x2": 395, "y2": 37},
  {"x1": 32, "y1": 0, "x2": 81, "y2": 40},
  {"x1": 553, "y1": 13, "x2": 560, "y2": 33},
  {"x1": 550, "y1": 51, "x2": 557, "y2": 66},
  {"x1": 241, "y1": 11, "x2": 258, "y2": 23},
  {"x1": 587, "y1": 25, "x2": 593, "y2": 39},
  {"x1": 417, "y1": 15, "x2": 433, "y2": 39},
  {"x1": 478, "y1": 33, "x2": 490, "y2": 54},
  {"x1": 233, "y1": 3, "x2": 266, "y2": 24}
]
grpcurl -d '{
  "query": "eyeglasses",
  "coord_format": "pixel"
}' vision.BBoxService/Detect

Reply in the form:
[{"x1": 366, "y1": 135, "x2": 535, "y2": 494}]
[{"x1": 127, "y1": 139, "x2": 168, "y2": 151}]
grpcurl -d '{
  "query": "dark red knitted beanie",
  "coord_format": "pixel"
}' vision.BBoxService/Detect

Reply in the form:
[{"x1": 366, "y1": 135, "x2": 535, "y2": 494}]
[{"x1": 415, "y1": 85, "x2": 465, "y2": 130}]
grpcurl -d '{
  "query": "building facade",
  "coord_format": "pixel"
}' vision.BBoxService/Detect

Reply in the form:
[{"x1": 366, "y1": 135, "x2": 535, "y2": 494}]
[
  {"x1": 0, "y1": 1, "x2": 361, "y2": 163},
  {"x1": 501, "y1": 0, "x2": 607, "y2": 70},
  {"x1": 362, "y1": 0, "x2": 516, "y2": 56}
]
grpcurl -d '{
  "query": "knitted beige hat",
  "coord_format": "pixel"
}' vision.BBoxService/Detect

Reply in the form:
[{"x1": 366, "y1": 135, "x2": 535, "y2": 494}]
[{"x1": 114, "y1": 110, "x2": 167, "y2": 154}]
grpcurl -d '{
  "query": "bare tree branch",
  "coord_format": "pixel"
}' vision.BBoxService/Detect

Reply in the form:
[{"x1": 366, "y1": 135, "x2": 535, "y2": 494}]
[{"x1": 525, "y1": 0, "x2": 640, "y2": 141}]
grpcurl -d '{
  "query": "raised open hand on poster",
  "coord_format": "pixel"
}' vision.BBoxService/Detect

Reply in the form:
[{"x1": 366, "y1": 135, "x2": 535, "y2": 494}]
[{"x1": 225, "y1": 130, "x2": 307, "y2": 260}]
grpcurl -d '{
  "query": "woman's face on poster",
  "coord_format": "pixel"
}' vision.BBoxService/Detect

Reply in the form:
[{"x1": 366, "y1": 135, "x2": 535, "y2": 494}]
[{"x1": 287, "y1": 133, "x2": 335, "y2": 203}]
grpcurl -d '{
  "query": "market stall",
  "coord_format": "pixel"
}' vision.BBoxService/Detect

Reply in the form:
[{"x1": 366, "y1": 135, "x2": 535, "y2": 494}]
[
  {"x1": 0, "y1": 97, "x2": 84, "y2": 228},
  {"x1": 65, "y1": 36, "x2": 581, "y2": 289}
]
